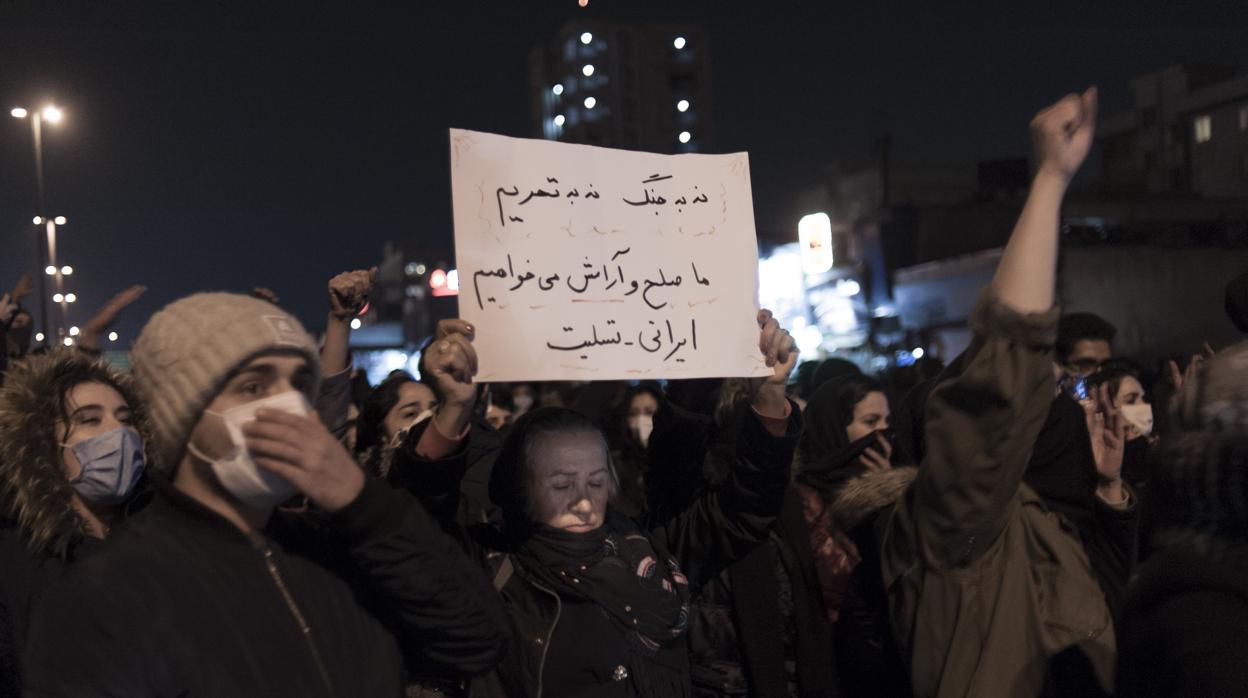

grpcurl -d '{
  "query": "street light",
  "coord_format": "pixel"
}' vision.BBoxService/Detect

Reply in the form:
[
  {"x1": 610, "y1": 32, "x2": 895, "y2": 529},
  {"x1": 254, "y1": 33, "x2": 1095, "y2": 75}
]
[
  {"x1": 11, "y1": 102, "x2": 65, "y2": 347},
  {"x1": 61, "y1": 266, "x2": 72, "y2": 275},
  {"x1": 65, "y1": 293, "x2": 76, "y2": 304}
]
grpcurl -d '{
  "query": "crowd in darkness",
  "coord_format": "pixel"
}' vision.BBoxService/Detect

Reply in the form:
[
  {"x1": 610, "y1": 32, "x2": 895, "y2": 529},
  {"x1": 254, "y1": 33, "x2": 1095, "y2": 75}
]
[{"x1": 1, "y1": 89, "x2": 1247, "y2": 698}]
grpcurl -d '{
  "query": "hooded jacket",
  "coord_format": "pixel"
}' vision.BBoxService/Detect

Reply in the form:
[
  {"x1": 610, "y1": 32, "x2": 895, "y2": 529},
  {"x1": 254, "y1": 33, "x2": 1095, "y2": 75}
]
[
  {"x1": 0, "y1": 350, "x2": 153, "y2": 698},
  {"x1": 880, "y1": 294, "x2": 1117, "y2": 697}
]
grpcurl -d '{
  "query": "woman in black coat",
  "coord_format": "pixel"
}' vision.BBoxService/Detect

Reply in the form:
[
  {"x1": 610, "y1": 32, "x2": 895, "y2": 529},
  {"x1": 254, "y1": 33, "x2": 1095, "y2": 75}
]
[{"x1": 396, "y1": 313, "x2": 800, "y2": 697}]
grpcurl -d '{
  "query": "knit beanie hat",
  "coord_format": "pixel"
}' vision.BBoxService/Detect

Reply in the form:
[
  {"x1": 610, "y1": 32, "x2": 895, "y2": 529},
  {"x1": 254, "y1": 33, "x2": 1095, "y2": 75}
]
[
  {"x1": 1152, "y1": 340, "x2": 1248, "y2": 541},
  {"x1": 130, "y1": 292, "x2": 321, "y2": 472}
]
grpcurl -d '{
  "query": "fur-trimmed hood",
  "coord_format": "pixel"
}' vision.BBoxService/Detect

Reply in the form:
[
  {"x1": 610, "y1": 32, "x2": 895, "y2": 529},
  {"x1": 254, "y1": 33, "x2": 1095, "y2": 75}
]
[
  {"x1": 0, "y1": 350, "x2": 152, "y2": 559},
  {"x1": 826, "y1": 466, "x2": 917, "y2": 532}
]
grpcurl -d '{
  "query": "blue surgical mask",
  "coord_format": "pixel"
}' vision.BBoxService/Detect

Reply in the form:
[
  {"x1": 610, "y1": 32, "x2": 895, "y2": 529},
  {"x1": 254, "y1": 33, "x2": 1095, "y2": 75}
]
[{"x1": 64, "y1": 427, "x2": 146, "y2": 505}]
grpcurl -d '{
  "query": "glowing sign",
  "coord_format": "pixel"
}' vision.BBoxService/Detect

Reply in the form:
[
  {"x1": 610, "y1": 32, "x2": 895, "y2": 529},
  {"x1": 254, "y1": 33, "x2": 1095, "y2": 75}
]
[{"x1": 798, "y1": 212, "x2": 834, "y2": 275}]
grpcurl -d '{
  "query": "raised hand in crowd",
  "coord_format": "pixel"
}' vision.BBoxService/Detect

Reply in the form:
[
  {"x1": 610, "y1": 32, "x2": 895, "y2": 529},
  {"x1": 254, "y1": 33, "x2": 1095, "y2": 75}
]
[
  {"x1": 1167, "y1": 342, "x2": 1216, "y2": 392},
  {"x1": 0, "y1": 294, "x2": 17, "y2": 326},
  {"x1": 750, "y1": 308, "x2": 799, "y2": 417},
  {"x1": 994, "y1": 87, "x2": 1096, "y2": 313},
  {"x1": 251, "y1": 287, "x2": 281, "y2": 305},
  {"x1": 1085, "y1": 383, "x2": 1128, "y2": 506},
  {"x1": 10, "y1": 273, "x2": 33, "y2": 305},
  {"x1": 322, "y1": 267, "x2": 377, "y2": 377},
  {"x1": 421, "y1": 318, "x2": 478, "y2": 440},
  {"x1": 77, "y1": 285, "x2": 146, "y2": 350}
]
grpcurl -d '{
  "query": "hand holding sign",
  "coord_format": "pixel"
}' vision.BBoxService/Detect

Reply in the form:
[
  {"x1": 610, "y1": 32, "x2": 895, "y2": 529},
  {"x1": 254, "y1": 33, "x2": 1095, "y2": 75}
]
[
  {"x1": 421, "y1": 319, "x2": 479, "y2": 439},
  {"x1": 750, "y1": 308, "x2": 798, "y2": 418}
]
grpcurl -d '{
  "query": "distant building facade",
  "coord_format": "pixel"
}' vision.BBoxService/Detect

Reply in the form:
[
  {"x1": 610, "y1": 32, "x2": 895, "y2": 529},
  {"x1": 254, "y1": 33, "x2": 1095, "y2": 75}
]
[{"x1": 529, "y1": 20, "x2": 713, "y2": 154}]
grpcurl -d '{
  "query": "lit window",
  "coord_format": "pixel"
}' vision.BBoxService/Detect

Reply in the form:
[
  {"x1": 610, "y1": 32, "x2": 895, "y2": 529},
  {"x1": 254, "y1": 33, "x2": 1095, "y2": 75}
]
[
  {"x1": 554, "y1": 114, "x2": 566, "y2": 126},
  {"x1": 580, "y1": 32, "x2": 593, "y2": 45},
  {"x1": 1195, "y1": 115, "x2": 1212, "y2": 144},
  {"x1": 584, "y1": 97, "x2": 597, "y2": 109},
  {"x1": 552, "y1": 84, "x2": 564, "y2": 96},
  {"x1": 582, "y1": 64, "x2": 595, "y2": 77},
  {"x1": 673, "y1": 36, "x2": 687, "y2": 50},
  {"x1": 678, "y1": 131, "x2": 692, "y2": 144},
  {"x1": 676, "y1": 99, "x2": 690, "y2": 112}
]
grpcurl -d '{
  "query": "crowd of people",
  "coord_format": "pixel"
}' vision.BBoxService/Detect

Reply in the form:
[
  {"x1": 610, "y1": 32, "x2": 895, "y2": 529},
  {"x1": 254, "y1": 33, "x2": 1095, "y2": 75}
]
[{"x1": 0, "y1": 88, "x2": 1245, "y2": 697}]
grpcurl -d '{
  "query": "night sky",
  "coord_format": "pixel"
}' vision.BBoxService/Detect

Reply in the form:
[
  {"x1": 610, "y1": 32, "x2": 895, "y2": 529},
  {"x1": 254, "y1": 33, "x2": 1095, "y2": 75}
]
[{"x1": 2, "y1": 0, "x2": 1246, "y2": 344}]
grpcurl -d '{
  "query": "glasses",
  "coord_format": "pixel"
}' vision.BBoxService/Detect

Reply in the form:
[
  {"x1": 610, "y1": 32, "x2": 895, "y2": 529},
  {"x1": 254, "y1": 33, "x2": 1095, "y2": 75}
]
[{"x1": 1066, "y1": 358, "x2": 1105, "y2": 376}]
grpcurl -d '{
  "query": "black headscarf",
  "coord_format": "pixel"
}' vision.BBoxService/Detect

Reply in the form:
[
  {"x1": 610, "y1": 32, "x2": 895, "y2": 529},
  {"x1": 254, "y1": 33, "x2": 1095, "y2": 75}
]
[
  {"x1": 796, "y1": 374, "x2": 892, "y2": 497},
  {"x1": 488, "y1": 407, "x2": 691, "y2": 673}
]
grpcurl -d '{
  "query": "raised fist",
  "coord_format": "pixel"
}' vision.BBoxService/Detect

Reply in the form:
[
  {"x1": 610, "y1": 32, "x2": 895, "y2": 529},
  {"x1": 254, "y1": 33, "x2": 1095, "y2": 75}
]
[
  {"x1": 1031, "y1": 87, "x2": 1098, "y2": 183},
  {"x1": 329, "y1": 268, "x2": 377, "y2": 321}
]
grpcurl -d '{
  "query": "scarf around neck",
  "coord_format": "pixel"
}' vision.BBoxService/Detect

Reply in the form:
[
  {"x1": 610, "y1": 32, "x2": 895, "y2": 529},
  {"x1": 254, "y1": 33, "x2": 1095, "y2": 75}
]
[{"x1": 515, "y1": 514, "x2": 690, "y2": 656}]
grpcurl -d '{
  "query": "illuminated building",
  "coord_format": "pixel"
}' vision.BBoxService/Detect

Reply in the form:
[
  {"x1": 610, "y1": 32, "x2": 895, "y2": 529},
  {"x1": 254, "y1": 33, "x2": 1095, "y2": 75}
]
[{"x1": 529, "y1": 21, "x2": 714, "y2": 154}]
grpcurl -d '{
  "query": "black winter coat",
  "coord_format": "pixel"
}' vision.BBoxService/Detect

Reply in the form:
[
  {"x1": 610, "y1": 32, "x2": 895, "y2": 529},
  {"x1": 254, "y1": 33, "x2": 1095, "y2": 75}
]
[
  {"x1": 21, "y1": 478, "x2": 510, "y2": 697},
  {"x1": 1117, "y1": 542, "x2": 1248, "y2": 697},
  {"x1": 392, "y1": 404, "x2": 802, "y2": 698}
]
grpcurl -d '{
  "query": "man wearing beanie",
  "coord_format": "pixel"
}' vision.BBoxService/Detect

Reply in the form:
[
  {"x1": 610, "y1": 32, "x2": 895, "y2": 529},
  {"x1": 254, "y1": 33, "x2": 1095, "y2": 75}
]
[
  {"x1": 1117, "y1": 340, "x2": 1248, "y2": 696},
  {"x1": 23, "y1": 292, "x2": 509, "y2": 696}
]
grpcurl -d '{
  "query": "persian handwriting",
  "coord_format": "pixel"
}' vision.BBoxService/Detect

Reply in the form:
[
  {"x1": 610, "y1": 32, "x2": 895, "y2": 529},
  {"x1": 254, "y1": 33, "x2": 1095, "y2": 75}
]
[
  {"x1": 495, "y1": 174, "x2": 710, "y2": 226},
  {"x1": 547, "y1": 318, "x2": 700, "y2": 363},
  {"x1": 471, "y1": 250, "x2": 712, "y2": 312}
]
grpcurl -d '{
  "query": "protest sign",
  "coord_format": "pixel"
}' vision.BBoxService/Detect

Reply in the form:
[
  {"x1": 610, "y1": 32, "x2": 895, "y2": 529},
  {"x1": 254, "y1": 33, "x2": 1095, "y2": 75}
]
[{"x1": 450, "y1": 128, "x2": 771, "y2": 382}]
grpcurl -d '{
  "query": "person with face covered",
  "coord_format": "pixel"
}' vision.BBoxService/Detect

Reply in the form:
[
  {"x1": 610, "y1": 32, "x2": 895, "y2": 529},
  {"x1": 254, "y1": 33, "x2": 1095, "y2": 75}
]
[
  {"x1": 604, "y1": 381, "x2": 663, "y2": 519},
  {"x1": 1087, "y1": 361, "x2": 1154, "y2": 489},
  {"x1": 0, "y1": 351, "x2": 150, "y2": 698},
  {"x1": 792, "y1": 374, "x2": 914, "y2": 697},
  {"x1": 355, "y1": 371, "x2": 439, "y2": 477},
  {"x1": 392, "y1": 310, "x2": 800, "y2": 697},
  {"x1": 22, "y1": 292, "x2": 509, "y2": 696}
]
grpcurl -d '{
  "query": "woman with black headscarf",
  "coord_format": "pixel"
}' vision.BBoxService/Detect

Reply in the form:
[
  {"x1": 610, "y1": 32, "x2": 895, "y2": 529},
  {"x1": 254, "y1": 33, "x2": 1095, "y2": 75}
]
[
  {"x1": 794, "y1": 374, "x2": 914, "y2": 698},
  {"x1": 388, "y1": 312, "x2": 800, "y2": 698}
]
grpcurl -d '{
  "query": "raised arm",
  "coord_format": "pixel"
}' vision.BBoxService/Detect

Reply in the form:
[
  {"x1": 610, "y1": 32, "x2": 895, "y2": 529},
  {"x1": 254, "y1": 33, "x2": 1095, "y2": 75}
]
[
  {"x1": 906, "y1": 89, "x2": 1098, "y2": 568},
  {"x1": 77, "y1": 284, "x2": 146, "y2": 352},
  {"x1": 321, "y1": 268, "x2": 376, "y2": 377}
]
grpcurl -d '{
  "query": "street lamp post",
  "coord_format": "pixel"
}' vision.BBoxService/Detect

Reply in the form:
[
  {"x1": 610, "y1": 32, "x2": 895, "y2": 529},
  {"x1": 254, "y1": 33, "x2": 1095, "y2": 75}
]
[
  {"x1": 37, "y1": 215, "x2": 72, "y2": 340},
  {"x1": 11, "y1": 104, "x2": 63, "y2": 347}
]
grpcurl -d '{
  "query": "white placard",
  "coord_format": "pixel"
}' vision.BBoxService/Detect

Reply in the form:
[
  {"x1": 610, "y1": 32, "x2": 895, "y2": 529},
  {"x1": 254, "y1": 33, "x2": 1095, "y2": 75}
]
[{"x1": 450, "y1": 128, "x2": 770, "y2": 382}]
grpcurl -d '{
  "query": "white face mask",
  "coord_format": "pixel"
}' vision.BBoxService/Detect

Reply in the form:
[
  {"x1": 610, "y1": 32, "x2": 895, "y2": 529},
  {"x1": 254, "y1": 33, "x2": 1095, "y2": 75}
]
[
  {"x1": 628, "y1": 414, "x2": 654, "y2": 449},
  {"x1": 1120, "y1": 403, "x2": 1154, "y2": 437},
  {"x1": 188, "y1": 390, "x2": 311, "y2": 511}
]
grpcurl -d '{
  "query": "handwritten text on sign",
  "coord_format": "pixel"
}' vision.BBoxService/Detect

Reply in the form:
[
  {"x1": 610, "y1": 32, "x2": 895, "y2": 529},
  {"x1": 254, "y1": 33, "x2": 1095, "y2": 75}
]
[{"x1": 450, "y1": 128, "x2": 770, "y2": 382}]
